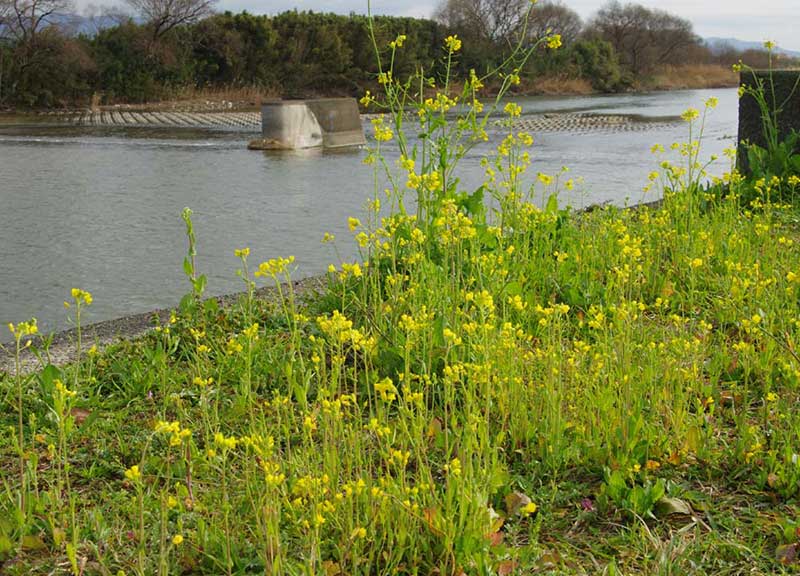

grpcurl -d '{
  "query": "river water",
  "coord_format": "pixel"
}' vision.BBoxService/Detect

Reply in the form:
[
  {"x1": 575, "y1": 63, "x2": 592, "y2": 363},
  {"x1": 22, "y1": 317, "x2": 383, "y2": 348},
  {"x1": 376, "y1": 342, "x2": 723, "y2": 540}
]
[{"x1": 0, "y1": 88, "x2": 739, "y2": 334}]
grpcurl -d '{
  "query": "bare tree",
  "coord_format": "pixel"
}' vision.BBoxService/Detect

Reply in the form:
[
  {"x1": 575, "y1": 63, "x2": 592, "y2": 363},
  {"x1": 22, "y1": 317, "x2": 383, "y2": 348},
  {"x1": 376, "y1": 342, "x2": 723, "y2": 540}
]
[
  {"x1": 0, "y1": 0, "x2": 10, "y2": 103},
  {"x1": 434, "y1": 0, "x2": 530, "y2": 44},
  {"x1": 125, "y1": 0, "x2": 217, "y2": 40},
  {"x1": 3, "y1": 0, "x2": 72, "y2": 43},
  {"x1": 526, "y1": 0, "x2": 582, "y2": 45},
  {"x1": 0, "y1": 0, "x2": 12, "y2": 34},
  {"x1": 585, "y1": 1, "x2": 698, "y2": 74}
]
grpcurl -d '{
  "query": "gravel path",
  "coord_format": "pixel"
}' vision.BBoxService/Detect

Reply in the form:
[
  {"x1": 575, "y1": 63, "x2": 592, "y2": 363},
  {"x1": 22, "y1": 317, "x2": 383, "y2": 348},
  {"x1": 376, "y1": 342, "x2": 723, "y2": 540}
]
[{"x1": 0, "y1": 276, "x2": 325, "y2": 376}]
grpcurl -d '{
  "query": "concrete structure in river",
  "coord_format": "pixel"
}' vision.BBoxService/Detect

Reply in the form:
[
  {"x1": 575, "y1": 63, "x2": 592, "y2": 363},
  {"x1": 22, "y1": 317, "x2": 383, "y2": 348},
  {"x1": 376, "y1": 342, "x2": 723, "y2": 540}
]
[{"x1": 248, "y1": 98, "x2": 366, "y2": 150}]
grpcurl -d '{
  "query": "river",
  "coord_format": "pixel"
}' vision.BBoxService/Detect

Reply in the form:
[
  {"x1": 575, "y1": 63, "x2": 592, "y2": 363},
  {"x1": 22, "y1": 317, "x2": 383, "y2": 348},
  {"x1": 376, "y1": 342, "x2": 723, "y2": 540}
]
[{"x1": 0, "y1": 88, "x2": 739, "y2": 334}]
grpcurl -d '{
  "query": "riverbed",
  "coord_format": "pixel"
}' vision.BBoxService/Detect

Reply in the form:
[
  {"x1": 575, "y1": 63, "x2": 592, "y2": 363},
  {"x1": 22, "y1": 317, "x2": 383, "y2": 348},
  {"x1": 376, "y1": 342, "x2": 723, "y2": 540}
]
[{"x1": 0, "y1": 88, "x2": 739, "y2": 334}]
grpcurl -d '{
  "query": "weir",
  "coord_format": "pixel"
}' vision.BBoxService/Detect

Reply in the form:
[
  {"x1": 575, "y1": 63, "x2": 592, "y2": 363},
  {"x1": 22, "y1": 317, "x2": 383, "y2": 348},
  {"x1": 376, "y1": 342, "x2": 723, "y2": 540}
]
[{"x1": 248, "y1": 98, "x2": 366, "y2": 150}]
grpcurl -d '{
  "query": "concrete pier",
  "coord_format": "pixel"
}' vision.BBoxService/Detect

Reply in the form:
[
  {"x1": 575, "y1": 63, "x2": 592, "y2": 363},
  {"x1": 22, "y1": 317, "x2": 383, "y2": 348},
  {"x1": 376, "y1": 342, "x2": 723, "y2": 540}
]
[{"x1": 249, "y1": 98, "x2": 366, "y2": 150}]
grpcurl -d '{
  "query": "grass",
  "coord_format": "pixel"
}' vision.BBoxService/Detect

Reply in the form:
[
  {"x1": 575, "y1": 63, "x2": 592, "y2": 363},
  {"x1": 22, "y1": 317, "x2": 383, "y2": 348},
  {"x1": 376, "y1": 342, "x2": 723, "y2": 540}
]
[{"x1": 3, "y1": 26, "x2": 800, "y2": 576}]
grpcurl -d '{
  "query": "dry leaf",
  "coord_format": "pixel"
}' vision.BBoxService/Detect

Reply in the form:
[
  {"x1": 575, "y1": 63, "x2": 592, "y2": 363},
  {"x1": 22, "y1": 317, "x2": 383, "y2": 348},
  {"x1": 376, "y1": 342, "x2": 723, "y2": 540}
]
[
  {"x1": 70, "y1": 407, "x2": 91, "y2": 426},
  {"x1": 497, "y1": 560, "x2": 517, "y2": 575},
  {"x1": 505, "y1": 491, "x2": 532, "y2": 516}
]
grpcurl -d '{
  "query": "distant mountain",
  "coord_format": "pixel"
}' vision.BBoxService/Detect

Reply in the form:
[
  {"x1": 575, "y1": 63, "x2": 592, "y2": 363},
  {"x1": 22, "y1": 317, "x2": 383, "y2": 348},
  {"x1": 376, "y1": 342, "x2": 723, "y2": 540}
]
[{"x1": 704, "y1": 37, "x2": 800, "y2": 59}]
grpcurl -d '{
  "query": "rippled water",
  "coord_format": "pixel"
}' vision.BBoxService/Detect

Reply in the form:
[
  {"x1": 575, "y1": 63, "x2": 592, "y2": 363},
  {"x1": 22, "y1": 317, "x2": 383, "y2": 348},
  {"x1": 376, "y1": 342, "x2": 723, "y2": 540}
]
[{"x1": 0, "y1": 88, "x2": 738, "y2": 334}]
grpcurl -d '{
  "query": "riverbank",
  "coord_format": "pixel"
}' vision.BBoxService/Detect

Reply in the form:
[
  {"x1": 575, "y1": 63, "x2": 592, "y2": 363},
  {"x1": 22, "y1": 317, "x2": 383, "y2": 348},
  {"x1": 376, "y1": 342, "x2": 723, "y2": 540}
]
[
  {"x1": 0, "y1": 276, "x2": 325, "y2": 375},
  {"x1": 0, "y1": 64, "x2": 739, "y2": 117},
  {"x1": 3, "y1": 169, "x2": 800, "y2": 573}
]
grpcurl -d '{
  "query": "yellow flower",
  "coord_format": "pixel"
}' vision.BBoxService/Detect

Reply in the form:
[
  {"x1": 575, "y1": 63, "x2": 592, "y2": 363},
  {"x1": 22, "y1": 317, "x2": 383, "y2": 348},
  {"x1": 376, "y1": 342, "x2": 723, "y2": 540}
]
[
  {"x1": 546, "y1": 34, "x2": 562, "y2": 49},
  {"x1": 348, "y1": 217, "x2": 362, "y2": 231},
  {"x1": 351, "y1": 527, "x2": 367, "y2": 539},
  {"x1": 172, "y1": 534, "x2": 184, "y2": 546},
  {"x1": 71, "y1": 288, "x2": 93, "y2": 306},
  {"x1": 254, "y1": 256, "x2": 295, "y2": 278},
  {"x1": 124, "y1": 465, "x2": 141, "y2": 482},
  {"x1": 373, "y1": 123, "x2": 394, "y2": 142},
  {"x1": 704, "y1": 97, "x2": 718, "y2": 109},
  {"x1": 234, "y1": 247, "x2": 250, "y2": 258},
  {"x1": 766, "y1": 392, "x2": 778, "y2": 402},
  {"x1": 8, "y1": 318, "x2": 38, "y2": 339},
  {"x1": 504, "y1": 102, "x2": 522, "y2": 118},
  {"x1": 374, "y1": 377, "x2": 398, "y2": 402},
  {"x1": 389, "y1": 34, "x2": 406, "y2": 49},
  {"x1": 444, "y1": 35, "x2": 462, "y2": 53},
  {"x1": 681, "y1": 108, "x2": 700, "y2": 122},
  {"x1": 522, "y1": 501, "x2": 537, "y2": 515},
  {"x1": 763, "y1": 40, "x2": 775, "y2": 51},
  {"x1": 359, "y1": 90, "x2": 373, "y2": 108}
]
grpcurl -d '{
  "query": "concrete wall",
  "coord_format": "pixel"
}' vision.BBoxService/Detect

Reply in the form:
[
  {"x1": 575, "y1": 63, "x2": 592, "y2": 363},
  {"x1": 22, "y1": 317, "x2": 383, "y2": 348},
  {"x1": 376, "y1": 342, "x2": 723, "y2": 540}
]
[
  {"x1": 253, "y1": 98, "x2": 365, "y2": 150},
  {"x1": 738, "y1": 70, "x2": 800, "y2": 171}
]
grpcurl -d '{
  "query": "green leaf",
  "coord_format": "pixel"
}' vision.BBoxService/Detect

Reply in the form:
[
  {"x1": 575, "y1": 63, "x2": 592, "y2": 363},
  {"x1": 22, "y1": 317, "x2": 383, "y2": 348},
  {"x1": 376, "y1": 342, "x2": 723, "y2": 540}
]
[
  {"x1": 545, "y1": 193, "x2": 559, "y2": 214},
  {"x1": 195, "y1": 274, "x2": 207, "y2": 296},
  {"x1": 183, "y1": 257, "x2": 193, "y2": 277},
  {"x1": 21, "y1": 534, "x2": 47, "y2": 551},
  {"x1": 204, "y1": 298, "x2": 219, "y2": 314},
  {"x1": 655, "y1": 496, "x2": 693, "y2": 516},
  {"x1": 38, "y1": 364, "x2": 62, "y2": 402},
  {"x1": 179, "y1": 293, "x2": 195, "y2": 313}
]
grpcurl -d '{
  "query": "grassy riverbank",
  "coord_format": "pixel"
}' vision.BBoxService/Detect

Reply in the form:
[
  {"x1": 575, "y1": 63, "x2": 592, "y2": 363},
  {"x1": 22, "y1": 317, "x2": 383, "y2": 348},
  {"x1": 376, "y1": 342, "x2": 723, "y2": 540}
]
[{"x1": 2, "y1": 38, "x2": 800, "y2": 576}]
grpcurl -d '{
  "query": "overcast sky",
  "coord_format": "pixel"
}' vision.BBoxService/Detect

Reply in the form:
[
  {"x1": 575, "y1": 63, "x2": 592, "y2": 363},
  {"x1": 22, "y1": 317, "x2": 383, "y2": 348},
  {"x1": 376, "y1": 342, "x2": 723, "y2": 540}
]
[{"x1": 90, "y1": 0, "x2": 800, "y2": 52}]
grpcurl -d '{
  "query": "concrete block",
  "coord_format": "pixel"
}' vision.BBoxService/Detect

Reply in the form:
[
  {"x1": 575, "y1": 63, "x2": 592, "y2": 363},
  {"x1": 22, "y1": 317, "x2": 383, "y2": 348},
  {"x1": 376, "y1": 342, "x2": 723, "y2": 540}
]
[{"x1": 250, "y1": 98, "x2": 365, "y2": 151}]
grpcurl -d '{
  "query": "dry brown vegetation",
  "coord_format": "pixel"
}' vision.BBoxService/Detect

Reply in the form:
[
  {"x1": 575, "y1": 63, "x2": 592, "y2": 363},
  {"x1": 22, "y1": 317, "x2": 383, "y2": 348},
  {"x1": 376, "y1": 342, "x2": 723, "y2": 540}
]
[
  {"x1": 647, "y1": 64, "x2": 739, "y2": 90},
  {"x1": 524, "y1": 75, "x2": 594, "y2": 95}
]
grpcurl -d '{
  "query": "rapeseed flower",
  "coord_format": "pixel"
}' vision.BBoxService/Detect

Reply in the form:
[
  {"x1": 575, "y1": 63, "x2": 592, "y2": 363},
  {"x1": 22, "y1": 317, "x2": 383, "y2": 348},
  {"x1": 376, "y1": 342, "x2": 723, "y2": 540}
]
[
  {"x1": 444, "y1": 35, "x2": 461, "y2": 52},
  {"x1": 546, "y1": 34, "x2": 562, "y2": 49}
]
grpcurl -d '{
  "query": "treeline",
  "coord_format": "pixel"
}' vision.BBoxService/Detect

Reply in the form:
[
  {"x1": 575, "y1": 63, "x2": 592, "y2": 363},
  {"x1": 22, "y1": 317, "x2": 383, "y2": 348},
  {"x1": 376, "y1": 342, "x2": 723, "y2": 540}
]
[{"x1": 0, "y1": 1, "x2": 796, "y2": 108}]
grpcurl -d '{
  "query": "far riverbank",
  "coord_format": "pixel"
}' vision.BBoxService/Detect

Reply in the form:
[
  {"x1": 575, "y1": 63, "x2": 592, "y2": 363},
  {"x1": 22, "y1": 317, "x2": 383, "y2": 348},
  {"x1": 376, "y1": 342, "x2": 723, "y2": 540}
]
[{"x1": 0, "y1": 64, "x2": 738, "y2": 117}]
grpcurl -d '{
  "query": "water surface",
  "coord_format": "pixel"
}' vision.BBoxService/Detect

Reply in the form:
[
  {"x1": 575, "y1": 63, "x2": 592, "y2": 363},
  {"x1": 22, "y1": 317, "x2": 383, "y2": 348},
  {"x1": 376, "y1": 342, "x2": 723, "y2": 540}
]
[{"x1": 0, "y1": 88, "x2": 739, "y2": 334}]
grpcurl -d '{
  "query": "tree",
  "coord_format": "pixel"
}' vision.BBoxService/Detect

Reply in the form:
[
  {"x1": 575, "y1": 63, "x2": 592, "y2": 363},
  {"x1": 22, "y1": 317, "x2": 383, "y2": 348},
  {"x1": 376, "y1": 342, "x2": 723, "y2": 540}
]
[
  {"x1": 585, "y1": 1, "x2": 698, "y2": 75},
  {"x1": 2, "y1": 0, "x2": 72, "y2": 43},
  {"x1": 0, "y1": 1, "x2": 12, "y2": 34},
  {"x1": 1, "y1": 0, "x2": 74, "y2": 104},
  {"x1": 125, "y1": 0, "x2": 217, "y2": 40},
  {"x1": 571, "y1": 38, "x2": 623, "y2": 91},
  {"x1": 527, "y1": 0, "x2": 582, "y2": 46},
  {"x1": 434, "y1": 0, "x2": 530, "y2": 44}
]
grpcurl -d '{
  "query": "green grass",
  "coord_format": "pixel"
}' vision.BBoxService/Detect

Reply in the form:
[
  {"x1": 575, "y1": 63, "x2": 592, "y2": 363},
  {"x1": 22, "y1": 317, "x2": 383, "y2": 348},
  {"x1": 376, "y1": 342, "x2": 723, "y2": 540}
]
[{"x1": 3, "y1": 27, "x2": 800, "y2": 576}]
